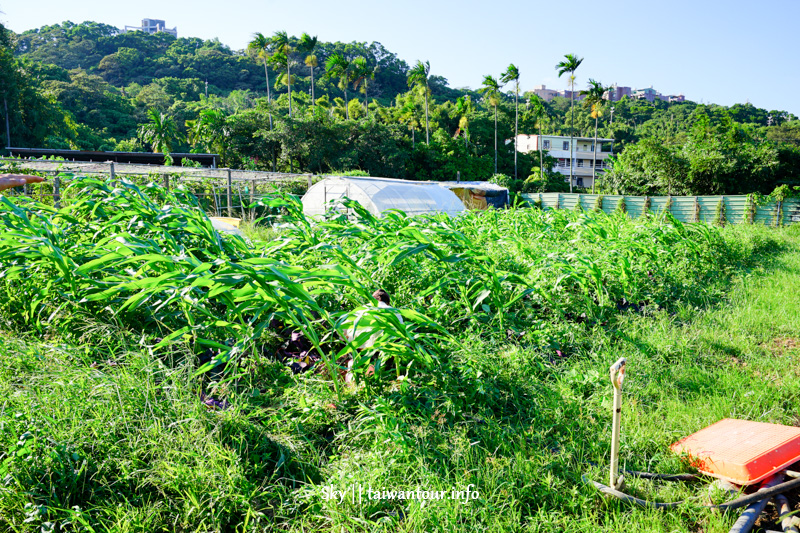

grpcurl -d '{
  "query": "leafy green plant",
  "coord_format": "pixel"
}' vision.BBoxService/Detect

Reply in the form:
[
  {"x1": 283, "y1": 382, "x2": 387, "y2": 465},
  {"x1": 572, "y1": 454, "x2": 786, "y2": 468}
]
[
  {"x1": 593, "y1": 194, "x2": 604, "y2": 212},
  {"x1": 715, "y1": 197, "x2": 726, "y2": 226}
]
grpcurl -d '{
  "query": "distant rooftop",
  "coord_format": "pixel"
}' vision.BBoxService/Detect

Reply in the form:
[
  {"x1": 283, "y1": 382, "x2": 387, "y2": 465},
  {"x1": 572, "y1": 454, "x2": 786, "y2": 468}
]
[{"x1": 123, "y1": 18, "x2": 177, "y2": 37}]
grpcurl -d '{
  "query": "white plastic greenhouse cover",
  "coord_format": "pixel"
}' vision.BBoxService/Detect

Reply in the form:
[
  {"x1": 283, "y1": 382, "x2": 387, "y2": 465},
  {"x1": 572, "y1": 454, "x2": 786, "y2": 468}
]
[{"x1": 302, "y1": 176, "x2": 466, "y2": 217}]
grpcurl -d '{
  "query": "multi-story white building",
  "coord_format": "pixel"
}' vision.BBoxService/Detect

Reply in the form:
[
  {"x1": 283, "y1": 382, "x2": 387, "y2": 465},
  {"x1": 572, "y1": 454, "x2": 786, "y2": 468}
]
[
  {"x1": 514, "y1": 134, "x2": 614, "y2": 189},
  {"x1": 123, "y1": 19, "x2": 178, "y2": 37}
]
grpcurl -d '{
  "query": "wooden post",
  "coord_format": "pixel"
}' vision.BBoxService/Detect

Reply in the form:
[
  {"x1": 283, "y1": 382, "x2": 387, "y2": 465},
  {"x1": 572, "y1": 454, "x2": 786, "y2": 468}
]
[
  {"x1": 250, "y1": 179, "x2": 255, "y2": 220},
  {"x1": 109, "y1": 162, "x2": 116, "y2": 182},
  {"x1": 54, "y1": 175, "x2": 61, "y2": 208},
  {"x1": 237, "y1": 182, "x2": 245, "y2": 219},
  {"x1": 163, "y1": 174, "x2": 170, "y2": 190},
  {"x1": 307, "y1": 174, "x2": 313, "y2": 190},
  {"x1": 227, "y1": 169, "x2": 233, "y2": 217},
  {"x1": 776, "y1": 200, "x2": 783, "y2": 227},
  {"x1": 694, "y1": 196, "x2": 700, "y2": 223},
  {"x1": 212, "y1": 186, "x2": 220, "y2": 217}
]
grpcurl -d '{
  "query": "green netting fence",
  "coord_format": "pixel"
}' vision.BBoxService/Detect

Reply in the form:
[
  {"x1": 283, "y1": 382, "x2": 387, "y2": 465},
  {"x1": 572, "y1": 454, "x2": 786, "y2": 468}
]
[{"x1": 520, "y1": 193, "x2": 800, "y2": 226}]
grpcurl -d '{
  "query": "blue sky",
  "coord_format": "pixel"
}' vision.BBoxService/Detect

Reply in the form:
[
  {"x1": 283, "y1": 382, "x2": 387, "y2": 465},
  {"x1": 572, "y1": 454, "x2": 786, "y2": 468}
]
[{"x1": 3, "y1": 0, "x2": 798, "y2": 117}]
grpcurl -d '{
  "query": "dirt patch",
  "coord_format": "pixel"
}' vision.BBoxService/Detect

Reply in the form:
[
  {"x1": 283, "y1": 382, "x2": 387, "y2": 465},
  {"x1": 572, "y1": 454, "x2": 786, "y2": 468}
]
[{"x1": 763, "y1": 337, "x2": 800, "y2": 357}]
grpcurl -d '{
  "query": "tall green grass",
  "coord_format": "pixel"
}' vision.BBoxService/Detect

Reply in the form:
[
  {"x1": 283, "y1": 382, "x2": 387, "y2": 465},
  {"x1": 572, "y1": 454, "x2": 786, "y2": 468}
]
[{"x1": 0, "y1": 179, "x2": 791, "y2": 532}]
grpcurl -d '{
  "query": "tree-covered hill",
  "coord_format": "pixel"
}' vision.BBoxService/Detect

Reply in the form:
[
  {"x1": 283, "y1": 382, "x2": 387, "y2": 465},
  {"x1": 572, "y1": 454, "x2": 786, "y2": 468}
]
[
  {"x1": 14, "y1": 21, "x2": 420, "y2": 104},
  {"x1": 4, "y1": 20, "x2": 800, "y2": 194}
]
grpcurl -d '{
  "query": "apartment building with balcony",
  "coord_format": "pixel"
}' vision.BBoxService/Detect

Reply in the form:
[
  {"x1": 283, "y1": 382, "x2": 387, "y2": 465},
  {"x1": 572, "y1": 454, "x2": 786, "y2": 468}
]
[{"x1": 514, "y1": 134, "x2": 614, "y2": 189}]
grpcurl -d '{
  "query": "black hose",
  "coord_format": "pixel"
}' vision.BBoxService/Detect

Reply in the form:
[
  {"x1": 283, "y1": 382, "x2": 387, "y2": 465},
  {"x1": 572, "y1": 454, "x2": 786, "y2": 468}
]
[
  {"x1": 625, "y1": 470, "x2": 701, "y2": 482},
  {"x1": 583, "y1": 473, "x2": 800, "y2": 510}
]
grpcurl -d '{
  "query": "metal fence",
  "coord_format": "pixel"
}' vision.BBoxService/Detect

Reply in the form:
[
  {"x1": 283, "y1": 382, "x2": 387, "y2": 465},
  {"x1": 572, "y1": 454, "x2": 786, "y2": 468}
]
[
  {"x1": 520, "y1": 193, "x2": 800, "y2": 226},
  {"x1": 1, "y1": 159, "x2": 318, "y2": 219}
]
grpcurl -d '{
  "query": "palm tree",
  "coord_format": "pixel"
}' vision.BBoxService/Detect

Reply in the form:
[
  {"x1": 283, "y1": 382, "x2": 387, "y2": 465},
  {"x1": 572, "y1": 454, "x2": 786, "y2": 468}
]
[
  {"x1": 527, "y1": 95, "x2": 547, "y2": 182},
  {"x1": 138, "y1": 109, "x2": 180, "y2": 160},
  {"x1": 501, "y1": 64, "x2": 521, "y2": 179},
  {"x1": 454, "y1": 95, "x2": 474, "y2": 149},
  {"x1": 325, "y1": 53, "x2": 354, "y2": 120},
  {"x1": 479, "y1": 74, "x2": 502, "y2": 175},
  {"x1": 555, "y1": 53, "x2": 584, "y2": 192},
  {"x1": 407, "y1": 60, "x2": 431, "y2": 143},
  {"x1": 186, "y1": 108, "x2": 229, "y2": 160},
  {"x1": 298, "y1": 33, "x2": 319, "y2": 109},
  {"x1": 271, "y1": 31, "x2": 294, "y2": 118},
  {"x1": 247, "y1": 32, "x2": 273, "y2": 130},
  {"x1": 581, "y1": 79, "x2": 607, "y2": 193},
  {"x1": 398, "y1": 96, "x2": 421, "y2": 148},
  {"x1": 351, "y1": 57, "x2": 375, "y2": 117}
]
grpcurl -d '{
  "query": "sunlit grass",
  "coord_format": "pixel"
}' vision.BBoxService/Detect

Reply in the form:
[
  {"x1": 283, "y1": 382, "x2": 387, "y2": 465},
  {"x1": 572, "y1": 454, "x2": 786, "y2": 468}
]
[{"x1": 1, "y1": 179, "x2": 798, "y2": 531}]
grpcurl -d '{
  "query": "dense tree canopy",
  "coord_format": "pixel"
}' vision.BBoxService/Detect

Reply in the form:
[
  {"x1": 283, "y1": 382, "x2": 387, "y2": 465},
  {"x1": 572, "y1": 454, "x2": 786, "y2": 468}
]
[{"x1": 5, "y1": 20, "x2": 800, "y2": 193}]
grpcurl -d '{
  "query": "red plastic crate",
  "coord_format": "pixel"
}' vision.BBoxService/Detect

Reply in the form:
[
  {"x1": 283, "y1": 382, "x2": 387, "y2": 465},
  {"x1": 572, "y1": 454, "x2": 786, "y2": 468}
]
[{"x1": 671, "y1": 418, "x2": 800, "y2": 485}]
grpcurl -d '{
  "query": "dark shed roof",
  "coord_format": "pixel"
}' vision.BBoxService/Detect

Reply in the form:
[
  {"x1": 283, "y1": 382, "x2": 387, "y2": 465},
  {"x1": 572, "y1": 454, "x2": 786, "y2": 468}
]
[{"x1": 5, "y1": 148, "x2": 219, "y2": 167}]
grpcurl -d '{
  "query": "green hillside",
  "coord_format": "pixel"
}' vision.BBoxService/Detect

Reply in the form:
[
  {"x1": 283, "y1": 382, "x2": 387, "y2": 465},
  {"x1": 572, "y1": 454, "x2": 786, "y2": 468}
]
[{"x1": 3, "y1": 21, "x2": 800, "y2": 194}]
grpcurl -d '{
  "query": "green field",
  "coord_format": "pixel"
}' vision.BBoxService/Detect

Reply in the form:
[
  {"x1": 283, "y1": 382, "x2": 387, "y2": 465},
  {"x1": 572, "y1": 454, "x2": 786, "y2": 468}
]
[{"x1": 1, "y1": 179, "x2": 799, "y2": 532}]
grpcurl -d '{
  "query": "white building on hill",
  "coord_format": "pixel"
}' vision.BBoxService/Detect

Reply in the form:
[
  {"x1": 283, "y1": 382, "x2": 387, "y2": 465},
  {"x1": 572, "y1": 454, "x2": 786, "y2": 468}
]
[{"x1": 123, "y1": 19, "x2": 177, "y2": 37}]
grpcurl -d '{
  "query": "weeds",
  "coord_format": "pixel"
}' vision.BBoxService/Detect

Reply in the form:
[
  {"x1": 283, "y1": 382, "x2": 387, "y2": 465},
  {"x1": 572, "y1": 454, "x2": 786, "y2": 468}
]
[{"x1": 0, "y1": 179, "x2": 795, "y2": 532}]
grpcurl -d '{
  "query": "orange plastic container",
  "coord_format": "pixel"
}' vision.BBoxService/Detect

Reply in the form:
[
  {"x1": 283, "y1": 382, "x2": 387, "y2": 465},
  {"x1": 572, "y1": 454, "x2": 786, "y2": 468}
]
[{"x1": 671, "y1": 418, "x2": 800, "y2": 485}]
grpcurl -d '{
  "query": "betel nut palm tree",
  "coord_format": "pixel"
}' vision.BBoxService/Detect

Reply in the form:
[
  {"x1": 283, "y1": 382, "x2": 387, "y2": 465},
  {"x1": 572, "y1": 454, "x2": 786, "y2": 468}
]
[
  {"x1": 139, "y1": 109, "x2": 181, "y2": 162},
  {"x1": 581, "y1": 79, "x2": 607, "y2": 193},
  {"x1": 526, "y1": 95, "x2": 547, "y2": 182},
  {"x1": 298, "y1": 33, "x2": 319, "y2": 108},
  {"x1": 271, "y1": 30, "x2": 294, "y2": 118},
  {"x1": 555, "y1": 53, "x2": 584, "y2": 192},
  {"x1": 501, "y1": 64, "x2": 521, "y2": 179},
  {"x1": 407, "y1": 60, "x2": 431, "y2": 144},
  {"x1": 352, "y1": 57, "x2": 376, "y2": 117},
  {"x1": 325, "y1": 53, "x2": 354, "y2": 120},
  {"x1": 454, "y1": 95, "x2": 474, "y2": 149},
  {"x1": 247, "y1": 32, "x2": 273, "y2": 131},
  {"x1": 186, "y1": 108, "x2": 229, "y2": 161},
  {"x1": 398, "y1": 96, "x2": 421, "y2": 148},
  {"x1": 479, "y1": 74, "x2": 502, "y2": 175}
]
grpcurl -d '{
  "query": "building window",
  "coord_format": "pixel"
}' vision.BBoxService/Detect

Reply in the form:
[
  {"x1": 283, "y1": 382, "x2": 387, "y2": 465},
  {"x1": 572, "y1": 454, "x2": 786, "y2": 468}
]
[
  {"x1": 543, "y1": 140, "x2": 550, "y2": 149},
  {"x1": 563, "y1": 141, "x2": 569, "y2": 150},
  {"x1": 577, "y1": 160, "x2": 584, "y2": 168}
]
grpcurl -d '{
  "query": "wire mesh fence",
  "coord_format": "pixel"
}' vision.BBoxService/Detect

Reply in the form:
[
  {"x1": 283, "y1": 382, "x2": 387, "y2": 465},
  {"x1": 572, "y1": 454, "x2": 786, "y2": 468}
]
[{"x1": 1, "y1": 159, "x2": 321, "y2": 220}]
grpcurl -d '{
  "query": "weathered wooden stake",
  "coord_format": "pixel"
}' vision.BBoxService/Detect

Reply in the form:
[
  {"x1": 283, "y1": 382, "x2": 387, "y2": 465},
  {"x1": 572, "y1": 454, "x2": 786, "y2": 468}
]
[
  {"x1": 54, "y1": 175, "x2": 61, "y2": 208},
  {"x1": 694, "y1": 196, "x2": 700, "y2": 223},
  {"x1": 227, "y1": 169, "x2": 233, "y2": 217},
  {"x1": 250, "y1": 179, "x2": 255, "y2": 220}
]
